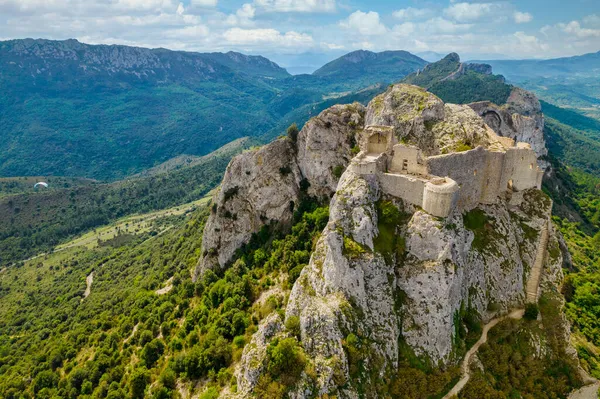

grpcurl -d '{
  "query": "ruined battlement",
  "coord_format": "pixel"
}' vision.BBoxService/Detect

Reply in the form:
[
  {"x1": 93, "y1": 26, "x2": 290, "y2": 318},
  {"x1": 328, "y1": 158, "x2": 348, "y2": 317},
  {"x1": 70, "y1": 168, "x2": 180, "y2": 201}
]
[{"x1": 350, "y1": 125, "x2": 543, "y2": 218}]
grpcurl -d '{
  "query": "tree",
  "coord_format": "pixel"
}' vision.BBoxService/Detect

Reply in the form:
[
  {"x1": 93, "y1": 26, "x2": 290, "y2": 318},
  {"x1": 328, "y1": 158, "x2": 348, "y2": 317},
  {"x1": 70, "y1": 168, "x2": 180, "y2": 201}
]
[
  {"x1": 524, "y1": 303, "x2": 539, "y2": 320},
  {"x1": 130, "y1": 368, "x2": 150, "y2": 399},
  {"x1": 141, "y1": 339, "x2": 165, "y2": 368},
  {"x1": 287, "y1": 123, "x2": 299, "y2": 143},
  {"x1": 32, "y1": 370, "x2": 58, "y2": 393}
]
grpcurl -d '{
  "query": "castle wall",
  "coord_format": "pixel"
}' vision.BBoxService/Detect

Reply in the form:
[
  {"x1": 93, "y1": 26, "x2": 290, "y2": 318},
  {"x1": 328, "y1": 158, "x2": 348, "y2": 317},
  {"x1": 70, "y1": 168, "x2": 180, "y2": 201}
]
[
  {"x1": 423, "y1": 179, "x2": 459, "y2": 218},
  {"x1": 480, "y1": 151, "x2": 505, "y2": 204},
  {"x1": 354, "y1": 133, "x2": 542, "y2": 218},
  {"x1": 390, "y1": 144, "x2": 428, "y2": 176},
  {"x1": 426, "y1": 147, "x2": 492, "y2": 210},
  {"x1": 379, "y1": 173, "x2": 426, "y2": 208},
  {"x1": 500, "y1": 146, "x2": 541, "y2": 191}
]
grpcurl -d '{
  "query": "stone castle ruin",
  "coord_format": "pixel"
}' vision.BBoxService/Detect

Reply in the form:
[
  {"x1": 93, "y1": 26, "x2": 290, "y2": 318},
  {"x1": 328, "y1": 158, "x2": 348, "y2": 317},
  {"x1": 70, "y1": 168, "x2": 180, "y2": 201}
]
[{"x1": 350, "y1": 124, "x2": 543, "y2": 217}]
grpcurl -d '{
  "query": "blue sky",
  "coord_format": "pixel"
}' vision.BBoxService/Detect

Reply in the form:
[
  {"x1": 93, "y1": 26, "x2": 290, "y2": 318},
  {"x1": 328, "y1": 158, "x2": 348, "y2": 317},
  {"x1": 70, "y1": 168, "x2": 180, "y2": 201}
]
[{"x1": 1, "y1": 0, "x2": 599, "y2": 70}]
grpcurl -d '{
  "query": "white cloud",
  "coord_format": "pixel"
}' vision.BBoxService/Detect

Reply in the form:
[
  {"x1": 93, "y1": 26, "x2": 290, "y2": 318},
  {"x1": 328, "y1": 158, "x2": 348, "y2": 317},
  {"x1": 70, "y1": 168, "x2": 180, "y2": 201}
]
[
  {"x1": 253, "y1": 0, "x2": 335, "y2": 13},
  {"x1": 514, "y1": 11, "x2": 532, "y2": 24},
  {"x1": 165, "y1": 24, "x2": 210, "y2": 38},
  {"x1": 392, "y1": 7, "x2": 432, "y2": 21},
  {"x1": 190, "y1": 0, "x2": 217, "y2": 7},
  {"x1": 321, "y1": 41, "x2": 344, "y2": 49},
  {"x1": 340, "y1": 10, "x2": 387, "y2": 36},
  {"x1": 444, "y1": 2, "x2": 498, "y2": 22},
  {"x1": 513, "y1": 31, "x2": 548, "y2": 52},
  {"x1": 392, "y1": 22, "x2": 415, "y2": 37},
  {"x1": 582, "y1": 14, "x2": 600, "y2": 27},
  {"x1": 225, "y1": 3, "x2": 255, "y2": 26},
  {"x1": 426, "y1": 17, "x2": 472, "y2": 33},
  {"x1": 222, "y1": 28, "x2": 314, "y2": 49},
  {"x1": 558, "y1": 21, "x2": 600, "y2": 38}
]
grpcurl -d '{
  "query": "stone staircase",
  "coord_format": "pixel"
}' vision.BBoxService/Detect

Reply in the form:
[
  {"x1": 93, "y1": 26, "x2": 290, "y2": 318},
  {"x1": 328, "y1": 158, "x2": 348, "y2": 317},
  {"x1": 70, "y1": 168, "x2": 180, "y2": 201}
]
[{"x1": 526, "y1": 219, "x2": 550, "y2": 303}]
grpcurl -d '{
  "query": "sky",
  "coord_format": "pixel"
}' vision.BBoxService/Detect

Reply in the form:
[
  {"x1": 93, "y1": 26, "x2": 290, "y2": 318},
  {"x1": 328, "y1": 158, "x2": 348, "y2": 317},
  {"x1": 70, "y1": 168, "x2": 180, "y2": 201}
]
[{"x1": 1, "y1": 0, "x2": 599, "y2": 71}]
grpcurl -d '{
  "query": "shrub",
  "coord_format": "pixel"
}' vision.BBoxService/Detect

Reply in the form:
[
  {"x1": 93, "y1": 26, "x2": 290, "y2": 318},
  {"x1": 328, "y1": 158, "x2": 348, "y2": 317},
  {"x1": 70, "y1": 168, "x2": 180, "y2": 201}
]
[
  {"x1": 524, "y1": 303, "x2": 539, "y2": 320},
  {"x1": 129, "y1": 368, "x2": 150, "y2": 399},
  {"x1": 266, "y1": 337, "x2": 307, "y2": 384},
  {"x1": 285, "y1": 316, "x2": 301, "y2": 339},
  {"x1": 279, "y1": 166, "x2": 292, "y2": 176},
  {"x1": 343, "y1": 236, "x2": 366, "y2": 259},
  {"x1": 287, "y1": 123, "x2": 299, "y2": 143},
  {"x1": 332, "y1": 165, "x2": 345, "y2": 179}
]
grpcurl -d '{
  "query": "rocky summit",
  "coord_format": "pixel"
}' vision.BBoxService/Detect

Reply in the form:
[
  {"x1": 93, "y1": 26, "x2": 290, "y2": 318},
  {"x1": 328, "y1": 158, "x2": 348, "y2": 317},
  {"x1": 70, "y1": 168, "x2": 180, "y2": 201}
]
[{"x1": 195, "y1": 83, "x2": 578, "y2": 397}]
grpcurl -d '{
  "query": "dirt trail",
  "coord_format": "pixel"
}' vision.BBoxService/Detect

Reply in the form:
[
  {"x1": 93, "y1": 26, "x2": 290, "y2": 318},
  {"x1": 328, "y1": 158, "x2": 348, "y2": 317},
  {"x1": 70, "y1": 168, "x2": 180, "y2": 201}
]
[
  {"x1": 443, "y1": 219, "x2": 550, "y2": 398},
  {"x1": 443, "y1": 309, "x2": 525, "y2": 398},
  {"x1": 82, "y1": 271, "x2": 94, "y2": 300}
]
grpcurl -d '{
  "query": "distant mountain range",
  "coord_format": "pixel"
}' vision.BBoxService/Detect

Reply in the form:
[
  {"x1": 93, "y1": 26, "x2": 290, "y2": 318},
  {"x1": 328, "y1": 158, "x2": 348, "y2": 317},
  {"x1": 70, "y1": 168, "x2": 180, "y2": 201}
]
[
  {"x1": 476, "y1": 50, "x2": 600, "y2": 80},
  {"x1": 474, "y1": 50, "x2": 600, "y2": 119},
  {"x1": 1, "y1": 38, "x2": 598, "y2": 180},
  {"x1": 0, "y1": 39, "x2": 427, "y2": 180}
]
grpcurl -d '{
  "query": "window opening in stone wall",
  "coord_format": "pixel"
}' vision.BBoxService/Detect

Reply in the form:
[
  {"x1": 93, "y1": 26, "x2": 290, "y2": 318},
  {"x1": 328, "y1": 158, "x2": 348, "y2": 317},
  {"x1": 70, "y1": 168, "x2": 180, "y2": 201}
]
[
  {"x1": 473, "y1": 169, "x2": 477, "y2": 176},
  {"x1": 402, "y1": 160, "x2": 408, "y2": 170}
]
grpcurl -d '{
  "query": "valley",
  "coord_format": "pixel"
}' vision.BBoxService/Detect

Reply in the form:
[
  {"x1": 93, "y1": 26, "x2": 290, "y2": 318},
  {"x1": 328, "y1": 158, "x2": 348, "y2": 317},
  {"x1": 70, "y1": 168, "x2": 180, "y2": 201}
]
[{"x1": 1, "y1": 39, "x2": 600, "y2": 399}]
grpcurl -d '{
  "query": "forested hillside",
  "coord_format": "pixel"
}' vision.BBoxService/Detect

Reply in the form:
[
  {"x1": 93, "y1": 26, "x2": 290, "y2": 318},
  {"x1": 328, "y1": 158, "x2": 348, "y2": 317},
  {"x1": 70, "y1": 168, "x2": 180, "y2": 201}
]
[
  {"x1": 0, "y1": 40, "x2": 425, "y2": 180},
  {"x1": 0, "y1": 138, "x2": 251, "y2": 265}
]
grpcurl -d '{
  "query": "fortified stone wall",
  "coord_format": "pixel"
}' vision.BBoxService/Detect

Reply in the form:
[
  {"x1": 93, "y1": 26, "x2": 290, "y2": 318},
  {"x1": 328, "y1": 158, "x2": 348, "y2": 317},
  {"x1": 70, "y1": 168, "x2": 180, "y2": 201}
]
[
  {"x1": 500, "y1": 145, "x2": 543, "y2": 191},
  {"x1": 390, "y1": 144, "x2": 428, "y2": 176},
  {"x1": 379, "y1": 173, "x2": 427, "y2": 208},
  {"x1": 426, "y1": 147, "x2": 492, "y2": 210},
  {"x1": 423, "y1": 178, "x2": 460, "y2": 218}
]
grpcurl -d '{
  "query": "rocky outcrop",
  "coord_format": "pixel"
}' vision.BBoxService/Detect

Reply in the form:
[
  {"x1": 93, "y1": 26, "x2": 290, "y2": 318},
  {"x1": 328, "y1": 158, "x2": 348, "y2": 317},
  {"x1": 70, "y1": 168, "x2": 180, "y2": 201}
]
[
  {"x1": 194, "y1": 104, "x2": 365, "y2": 278},
  {"x1": 469, "y1": 87, "x2": 547, "y2": 167},
  {"x1": 297, "y1": 104, "x2": 365, "y2": 198},
  {"x1": 365, "y1": 85, "x2": 445, "y2": 154},
  {"x1": 196, "y1": 138, "x2": 302, "y2": 276},
  {"x1": 205, "y1": 82, "x2": 567, "y2": 397}
]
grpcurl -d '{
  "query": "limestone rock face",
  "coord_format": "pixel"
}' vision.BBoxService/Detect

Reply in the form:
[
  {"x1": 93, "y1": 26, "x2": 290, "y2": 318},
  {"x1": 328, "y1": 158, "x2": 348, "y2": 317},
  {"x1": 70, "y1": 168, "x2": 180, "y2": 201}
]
[
  {"x1": 297, "y1": 104, "x2": 365, "y2": 198},
  {"x1": 195, "y1": 138, "x2": 302, "y2": 276},
  {"x1": 195, "y1": 104, "x2": 365, "y2": 278},
  {"x1": 235, "y1": 166, "x2": 555, "y2": 397},
  {"x1": 202, "y1": 83, "x2": 564, "y2": 397},
  {"x1": 236, "y1": 313, "x2": 284, "y2": 396},
  {"x1": 284, "y1": 170, "x2": 400, "y2": 397},
  {"x1": 431, "y1": 103, "x2": 505, "y2": 154},
  {"x1": 365, "y1": 85, "x2": 445, "y2": 154},
  {"x1": 469, "y1": 87, "x2": 547, "y2": 167}
]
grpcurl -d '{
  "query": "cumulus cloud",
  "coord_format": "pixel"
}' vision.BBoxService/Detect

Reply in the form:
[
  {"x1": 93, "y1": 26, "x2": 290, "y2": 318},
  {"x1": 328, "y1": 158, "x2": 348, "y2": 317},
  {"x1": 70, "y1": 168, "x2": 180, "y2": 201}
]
[
  {"x1": 190, "y1": 0, "x2": 218, "y2": 7},
  {"x1": 340, "y1": 10, "x2": 387, "y2": 36},
  {"x1": 225, "y1": 3, "x2": 256, "y2": 26},
  {"x1": 392, "y1": 7, "x2": 433, "y2": 21},
  {"x1": 558, "y1": 21, "x2": 600, "y2": 38},
  {"x1": 222, "y1": 28, "x2": 314, "y2": 49},
  {"x1": 514, "y1": 11, "x2": 532, "y2": 24},
  {"x1": 254, "y1": 0, "x2": 335, "y2": 13},
  {"x1": 444, "y1": 2, "x2": 499, "y2": 22},
  {"x1": 321, "y1": 41, "x2": 344, "y2": 49}
]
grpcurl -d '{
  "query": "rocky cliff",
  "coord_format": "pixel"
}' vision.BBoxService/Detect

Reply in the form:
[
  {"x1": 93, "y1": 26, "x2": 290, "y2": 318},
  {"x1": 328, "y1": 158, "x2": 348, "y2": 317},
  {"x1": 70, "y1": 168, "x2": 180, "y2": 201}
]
[
  {"x1": 469, "y1": 87, "x2": 547, "y2": 167},
  {"x1": 196, "y1": 84, "x2": 575, "y2": 398},
  {"x1": 195, "y1": 104, "x2": 364, "y2": 277}
]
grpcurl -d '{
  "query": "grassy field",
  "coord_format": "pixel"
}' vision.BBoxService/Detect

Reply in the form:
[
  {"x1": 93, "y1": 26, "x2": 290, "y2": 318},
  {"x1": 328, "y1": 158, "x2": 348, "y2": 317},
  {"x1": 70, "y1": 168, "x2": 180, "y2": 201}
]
[{"x1": 51, "y1": 194, "x2": 212, "y2": 253}]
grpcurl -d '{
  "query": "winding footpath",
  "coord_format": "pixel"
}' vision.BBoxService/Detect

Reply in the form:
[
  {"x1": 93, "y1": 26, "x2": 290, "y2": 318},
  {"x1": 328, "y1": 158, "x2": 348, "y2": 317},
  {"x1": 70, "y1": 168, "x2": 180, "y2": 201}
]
[
  {"x1": 442, "y1": 219, "x2": 550, "y2": 399},
  {"x1": 82, "y1": 271, "x2": 94, "y2": 301},
  {"x1": 443, "y1": 309, "x2": 525, "y2": 398}
]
